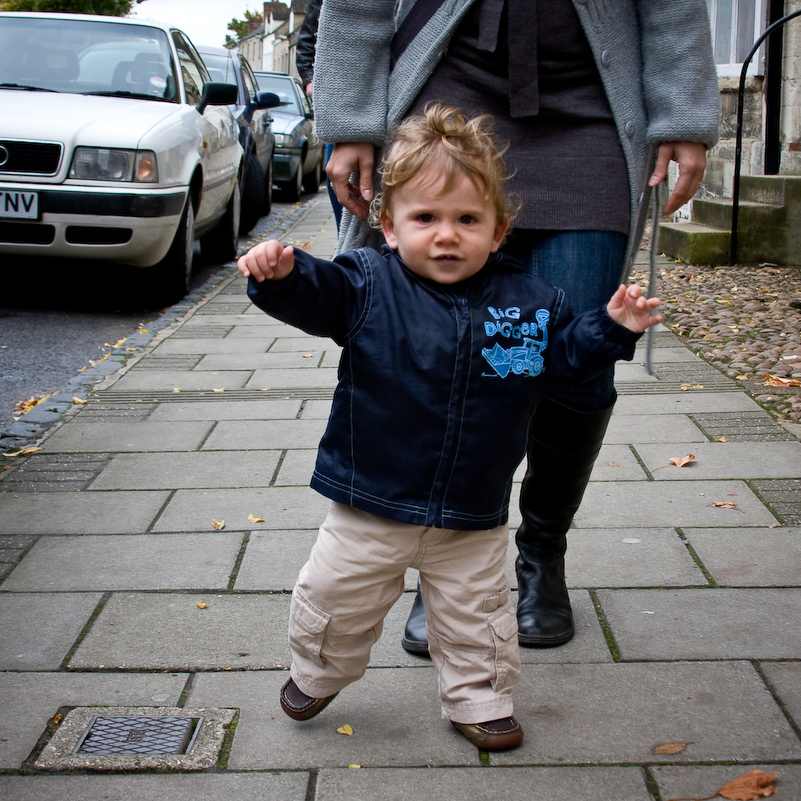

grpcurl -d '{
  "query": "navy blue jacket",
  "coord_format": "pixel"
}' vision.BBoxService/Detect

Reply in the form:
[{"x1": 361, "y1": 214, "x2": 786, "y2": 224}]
[{"x1": 248, "y1": 247, "x2": 639, "y2": 530}]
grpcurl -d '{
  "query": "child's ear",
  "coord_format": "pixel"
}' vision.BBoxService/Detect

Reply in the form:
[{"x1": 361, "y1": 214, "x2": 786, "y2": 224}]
[
  {"x1": 381, "y1": 213, "x2": 398, "y2": 249},
  {"x1": 490, "y1": 219, "x2": 510, "y2": 253}
]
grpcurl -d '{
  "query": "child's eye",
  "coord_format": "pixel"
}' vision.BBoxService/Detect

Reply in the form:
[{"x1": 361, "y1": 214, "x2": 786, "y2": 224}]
[
  {"x1": 417, "y1": 213, "x2": 434, "y2": 223},
  {"x1": 459, "y1": 215, "x2": 476, "y2": 225}
]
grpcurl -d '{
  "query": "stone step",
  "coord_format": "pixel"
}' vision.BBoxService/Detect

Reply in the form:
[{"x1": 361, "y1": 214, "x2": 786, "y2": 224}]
[{"x1": 657, "y1": 221, "x2": 730, "y2": 265}]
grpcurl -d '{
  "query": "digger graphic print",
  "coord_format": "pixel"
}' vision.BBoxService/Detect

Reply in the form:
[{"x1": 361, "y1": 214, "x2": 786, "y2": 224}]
[{"x1": 482, "y1": 307, "x2": 550, "y2": 378}]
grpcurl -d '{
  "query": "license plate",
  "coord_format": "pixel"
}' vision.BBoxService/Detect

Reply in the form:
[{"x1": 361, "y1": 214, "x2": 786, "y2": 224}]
[{"x1": 0, "y1": 189, "x2": 39, "y2": 220}]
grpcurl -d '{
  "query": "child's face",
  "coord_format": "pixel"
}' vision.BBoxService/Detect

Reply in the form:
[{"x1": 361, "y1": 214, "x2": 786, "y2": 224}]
[{"x1": 381, "y1": 171, "x2": 509, "y2": 284}]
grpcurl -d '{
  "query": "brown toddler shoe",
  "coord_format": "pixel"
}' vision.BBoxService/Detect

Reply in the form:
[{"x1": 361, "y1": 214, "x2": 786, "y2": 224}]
[
  {"x1": 451, "y1": 716, "x2": 523, "y2": 751},
  {"x1": 280, "y1": 677, "x2": 339, "y2": 721}
]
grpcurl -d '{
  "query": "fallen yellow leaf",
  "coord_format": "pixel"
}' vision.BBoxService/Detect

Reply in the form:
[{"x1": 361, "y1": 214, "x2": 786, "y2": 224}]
[
  {"x1": 197, "y1": 601, "x2": 207, "y2": 609},
  {"x1": 52, "y1": 713, "x2": 63, "y2": 725},
  {"x1": 2, "y1": 446, "x2": 42, "y2": 457},
  {"x1": 173, "y1": 387, "x2": 182, "y2": 393},
  {"x1": 248, "y1": 513, "x2": 265, "y2": 523},
  {"x1": 653, "y1": 741, "x2": 689, "y2": 755},
  {"x1": 72, "y1": 397, "x2": 87, "y2": 405},
  {"x1": 337, "y1": 724, "x2": 354, "y2": 736},
  {"x1": 669, "y1": 454, "x2": 696, "y2": 468},
  {"x1": 212, "y1": 388, "x2": 225, "y2": 393},
  {"x1": 347, "y1": 764, "x2": 362, "y2": 769},
  {"x1": 212, "y1": 519, "x2": 226, "y2": 530},
  {"x1": 715, "y1": 437, "x2": 727, "y2": 443}
]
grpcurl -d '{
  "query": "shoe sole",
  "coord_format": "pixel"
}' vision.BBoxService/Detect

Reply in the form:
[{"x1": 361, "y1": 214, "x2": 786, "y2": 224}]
[
  {"x1": 451, "y1": 720, "x2": 524, "y2": 751},
  {"x1": 401, "y1": 637, "x2": 431, "y2": 658},
  {"x1": 518, "y1": 625, "x2": 575, "y2": 648},
  {"x1": 280, "y1": 685, "x2": 339, "y2": 721}
]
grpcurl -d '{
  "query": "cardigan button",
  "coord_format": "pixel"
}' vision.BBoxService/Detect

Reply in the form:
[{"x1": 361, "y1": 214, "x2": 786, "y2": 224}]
[
  {"x1": 600, "y1": 50, "x2": 611, "y2": 67},
  {"x1": 625, "y1": 121, "x2": 636, "y2": 137}
]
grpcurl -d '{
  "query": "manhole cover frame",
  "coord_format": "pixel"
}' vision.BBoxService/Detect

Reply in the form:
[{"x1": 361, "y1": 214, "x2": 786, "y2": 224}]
[{"x1": 34, "y1": 706, "x2": 236, "y2": 772}]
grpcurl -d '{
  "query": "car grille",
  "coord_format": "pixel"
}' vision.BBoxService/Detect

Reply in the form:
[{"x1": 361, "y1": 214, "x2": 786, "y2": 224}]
[{"x1": 0, "y1": 140, "x2": 63, "y2": 176}]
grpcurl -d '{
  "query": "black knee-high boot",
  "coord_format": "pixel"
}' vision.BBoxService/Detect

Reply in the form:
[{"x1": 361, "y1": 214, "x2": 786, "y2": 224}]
[
  {"x1": 515, "y1": 394, "x2": 615, "y2": 647},
  {"x1": 402, "y1": 576, "x2": 430, "y2": 657}
]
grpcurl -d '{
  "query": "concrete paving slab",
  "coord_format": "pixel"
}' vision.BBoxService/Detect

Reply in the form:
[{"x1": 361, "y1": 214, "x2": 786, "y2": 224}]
[
  {"x1": 270, "y1": 335, "x2": 337, "y2": 351},
  {"x1": 575, "y1": 480, "x2": 777, "y2": 528},
  {"x1": 588, "y1": 445, "x2": 649, "y2": 481},
  {"x1": 0, "y1": 491, "x2": 171, "y2": 535},
  {"x1": 234, "y1": 529, "x2": 317, "y2": 590},
  {"x1": 315, "y1": 766, "x2": 652, "y2": 801},
  {"x1": 564, "y1": 529, "x2": 707, "y2": 587},
  {"x1": 152, "y1": 487, "x2": 330, "y2": 531},
  {"x1": 653, "y1": 765, "x2": 800, "y2": 801},
  {"x1": 186, "y1": 668, "x2": 482, "y2": 769},
  {"x1": 42, "y1": 421, "x2": 212, "y2": 453},
  {"x1": 202, "y1": 419, "x2": 328, "y2": 450},
  {"x1": 152, "y1": 338, "x2": 276, "y2": 354},
  {"x1": 275, "y1": 449, "x2": 317, "y2": 485},
  {"x1": 613, "y1": 363, "x2": 658, "y2": 382},
  {"x1": 597, "y1": 588, "x2": 801, "y2": 660},
  {"x1": 90, "y1": 451, "x2": 282, "y2": 490},
  {"x1": 301, "y1": 399, "x2": 334, "y2": 418},
  {"x1": 246, "y1": 367, "x2": 339, "y2": 389},
  {"x1": 198, "y1": 352, "x2": 332, "y2": 371},
  {"x1": 182, "y1": 313, "x2": 282, "y2": 327},
  {"x1": 0, "y1": 773, "x2": 310, "y2": 800},
  {"x1": 604, "y1": 414, "x2": 707, "y2": 443},
  {"x1": 0, "y1": 533, "x2": 242, "y2": 591},
  {"x1": 635, "y1": 441, "x2": 801, "y2": 479},
  {"x1": 0, "y1": 672, "x2": 187, "y2": 769},
  {"x1": 761, "y1": 662, "x2": 801, "y2": 727},
  {"x1": 149, "y1": 399, "x2": 302, "y2": 421},
  {"x1": 491, "y1": 661, "x2": 801, "y2": 765},
  {"x1": 69, "y1": 592, "x2": 293, "y2": 670},
  {"x1": 684, "y1": 527, "x2": 801, "y2": 586},
  {"x1": 109, "y1": 371, "x2": 251, "y2": 391},
  {"x1": 632, "y1": 346, "x2": 707, "y2": 363},
  {"x1": 614, "y1": 392, "x2": 763, "y2": 414},
  {"x1": 0, "y1": 592, "x2": 102, "y2": 670}
]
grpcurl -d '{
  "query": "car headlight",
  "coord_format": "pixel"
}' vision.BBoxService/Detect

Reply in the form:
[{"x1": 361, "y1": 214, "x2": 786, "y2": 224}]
[
  {"x1": 273, "y1": 134, "x2": 293, "y2": 147},
  {"x1": 69, "y1": 148, "x2": 159, "y2": 182}
]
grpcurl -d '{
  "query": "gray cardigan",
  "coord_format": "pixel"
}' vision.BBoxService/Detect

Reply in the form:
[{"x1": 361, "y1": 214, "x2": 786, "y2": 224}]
[{"x1": 314, "y1": 0, "x2": 720, "y2": 269}]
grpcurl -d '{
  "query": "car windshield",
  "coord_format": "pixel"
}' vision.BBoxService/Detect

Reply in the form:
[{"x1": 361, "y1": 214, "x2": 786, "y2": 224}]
[
  {"x1": 201, "y1": 52, "x2": 236, "y2": 85},
  {"x1": 0, "y1": 16, "x2": 177, "y2": 102},
  {"x1": 254, "y1": 74, "x2": 300, "y2": 114}
]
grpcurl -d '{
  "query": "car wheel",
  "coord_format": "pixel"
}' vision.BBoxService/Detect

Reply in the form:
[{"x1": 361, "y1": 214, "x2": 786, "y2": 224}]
[
  {"x1": 201, "y1": 179, "x2": 241, "y2": 263},
  {"x1": 240, "y1": 154, "x2": 265, "y2": 235},
  {"x1": 153, "y1": 197, "x2": 194, "y2": 304},
  {"x1": 281, "y1": 163, "x2": 303, "y2": 202},
  {"x1": 263, "y1": 157, "x2": 273, "y2": 216},
  {"x1": 302, "y1": 154, "x2": 323, "y2": 194}
]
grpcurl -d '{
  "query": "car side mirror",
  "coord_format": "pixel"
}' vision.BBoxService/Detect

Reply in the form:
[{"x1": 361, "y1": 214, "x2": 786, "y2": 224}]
[
  {"x1": 255, "y1": 91, "x2": 282, "y2": 110},
  {"x1": 197, "y1": 81, "x2": 237, "y2": 113}
]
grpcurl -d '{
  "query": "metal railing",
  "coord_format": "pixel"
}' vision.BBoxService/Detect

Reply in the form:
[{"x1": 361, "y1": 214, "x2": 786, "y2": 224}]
[{"x1": 730, "y1": 8, "x2": 801, "y2": 265}]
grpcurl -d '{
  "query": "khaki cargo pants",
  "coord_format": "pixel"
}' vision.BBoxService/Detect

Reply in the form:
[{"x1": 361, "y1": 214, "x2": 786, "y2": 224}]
[{"x1": 287, "y1": 502, "x2": 521, "y2": 724}]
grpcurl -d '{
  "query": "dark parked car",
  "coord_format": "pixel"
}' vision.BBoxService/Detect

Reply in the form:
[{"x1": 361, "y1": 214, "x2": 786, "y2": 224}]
[
  {"x1": 253, "y1": 70, "x2": 324, "y2": 201},
  {"x1": 198, "y1": 46, "x2": 281, "y2": 233}
]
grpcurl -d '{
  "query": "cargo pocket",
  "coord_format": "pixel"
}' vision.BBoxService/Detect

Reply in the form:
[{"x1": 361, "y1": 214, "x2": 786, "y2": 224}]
[
  {"x1": 488, "y1": 603, "x2": 521, "y2": 693},
  {"x1": 289, "y1": 587, "x2": 331, "y2": 668}
]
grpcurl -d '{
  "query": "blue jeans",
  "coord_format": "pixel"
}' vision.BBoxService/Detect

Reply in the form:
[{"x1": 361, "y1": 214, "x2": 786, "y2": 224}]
[
  {"x1": 324, "y1": 143, "x2": 343, "y2": 231},
  {"x1": 502, "y1": 230, "x2": 627, "y2": 412}
]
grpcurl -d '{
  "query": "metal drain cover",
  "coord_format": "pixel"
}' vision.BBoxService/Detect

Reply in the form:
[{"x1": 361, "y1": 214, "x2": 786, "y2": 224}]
[
  {"x1": 35, "y1": 707, "x2": 236, "y2": 771},
  {"x1": 74, "y1": 715, "x2": 202, "y2": 756}
]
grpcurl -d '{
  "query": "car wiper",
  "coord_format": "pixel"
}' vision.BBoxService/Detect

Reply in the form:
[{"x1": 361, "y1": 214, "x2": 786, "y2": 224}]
[
  {"x1": 0, "y1": 83, "x2": 56, "y2": 92},
  {"x1": 82, "y1": 90, "x2": 168, "y2": 101}
]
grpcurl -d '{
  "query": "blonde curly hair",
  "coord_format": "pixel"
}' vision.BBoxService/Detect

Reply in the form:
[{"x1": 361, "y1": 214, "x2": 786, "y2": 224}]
[{"x1": 370, "y1": 103, "x2": 517, "y2": 233}]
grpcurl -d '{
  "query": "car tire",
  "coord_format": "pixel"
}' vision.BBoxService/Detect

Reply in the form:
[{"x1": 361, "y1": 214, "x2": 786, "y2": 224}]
[
  {"x1": 153, "y1": 197, "x2": 194, "y2": 304},
  {"x1": 240, "y1": 154, "x2": 265, "y2": 235},
  {"x1": 201, "y1": 179, "x2": 241, "y2": 263},
  {"x1": 302, "y1": 154, "x2": 323, "y2": 194},
  {"x1": 263, "y1": 157, "x2": 273, "y2": 216},
  {"x1": 281, "y1": 163, "x2": 303, "y2": 202}
]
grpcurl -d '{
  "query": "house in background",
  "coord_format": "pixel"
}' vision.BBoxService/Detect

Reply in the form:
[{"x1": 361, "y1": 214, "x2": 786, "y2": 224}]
[
  {"x1": 236, "y1": 1, "x2": 308, "y2": 76},
  {"x1": 660, "y1": 0, "x2": 801, "y2": 266}
]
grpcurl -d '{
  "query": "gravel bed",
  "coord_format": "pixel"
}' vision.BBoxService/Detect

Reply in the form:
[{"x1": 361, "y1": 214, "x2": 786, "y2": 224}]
[{"x1": 631, "y1": 257, "x2": 801, "y2": 423}]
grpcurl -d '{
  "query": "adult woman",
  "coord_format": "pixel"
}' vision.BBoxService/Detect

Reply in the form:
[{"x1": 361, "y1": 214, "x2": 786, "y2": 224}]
[{"x1": 312, "y1": 0, "x2": 720, "y2": 652}]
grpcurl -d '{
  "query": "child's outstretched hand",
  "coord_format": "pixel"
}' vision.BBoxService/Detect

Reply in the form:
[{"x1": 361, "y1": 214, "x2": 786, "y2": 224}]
[
  {"x1": 606, "y1": 284, "x2": 663, "y2": 333},
  {"x1": 238, "y1": 240, "x2": 295, "y2": 282}
]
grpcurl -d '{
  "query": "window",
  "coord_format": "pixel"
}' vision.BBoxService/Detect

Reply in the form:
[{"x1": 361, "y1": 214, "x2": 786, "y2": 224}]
[{"x1": 706, "y1": 0, "x2": 767, "y2": 76}]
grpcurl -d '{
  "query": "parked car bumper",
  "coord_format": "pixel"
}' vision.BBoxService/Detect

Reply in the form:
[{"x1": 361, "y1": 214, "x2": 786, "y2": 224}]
[
  {"x1": 271, "y1": 150, "x2": 302, "y2": 183},
  {"x1": 0, "y1": 183, "x2": 187, "y2": 267}
]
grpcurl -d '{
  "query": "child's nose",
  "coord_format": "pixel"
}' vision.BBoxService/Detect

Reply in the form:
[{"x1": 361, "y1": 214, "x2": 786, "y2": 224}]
[{"x1": 434, "y1": 221, "x2": 458, "y2": 242}]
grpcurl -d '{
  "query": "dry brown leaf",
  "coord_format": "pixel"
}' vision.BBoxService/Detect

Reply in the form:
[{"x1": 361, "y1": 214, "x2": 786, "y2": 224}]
[
  {"x1": 761, "y1": 374, "x2": 801, "y2": 388},
  {"x1": 197, "y1": 601, "x2": 207, "y2": 609},
  {"x1": 337, "y1": 724, "x2": 354, "y2": 736},
  {"x1": 211, "y1": 519, "x2": 226, "y2": 530},
  {"x1": 607, "y1": 462, "x2": 619, "y2": 467},
  {"x1": 715, "y1": 437, "x2": 727, "y2": 442},
  {"x1": 669, "y1": 454, "x2": 696, "y2": 468},
  {"x1": 247, "y1": 513, "x2": 265, "y2": 523},
  {"x1": 653, "y1": 741, "x2": 689, "y2": 755},
  {"x1": 708, "y1": 501, "x2": 737, "y2": 509},
  {"x1": 52, "y1": 713, "x2": 63, "y2": 725},
  {"x1": 303, "y1": 353, "x2": 313, "y2": 358},
  {"x1": 301, "y1": 242, "x2": 312, "y2": 249},
  {"x1": 666, "y1": 769, "x2": 781, "y2": 801}
]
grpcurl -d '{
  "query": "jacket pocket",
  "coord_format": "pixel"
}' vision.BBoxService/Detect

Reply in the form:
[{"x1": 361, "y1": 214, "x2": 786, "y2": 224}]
[
  {"x1": 487, "y1": 602, "x2": 521, "y2": 693},
  {"x1": 290, "y1": 587, "x2": 331, "y2": 668}
]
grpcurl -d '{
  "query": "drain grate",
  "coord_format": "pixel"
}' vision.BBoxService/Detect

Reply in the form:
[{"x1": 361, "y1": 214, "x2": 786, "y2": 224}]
[{"x1": 75, "y1": 715, "x2": 202, "y2": 756}]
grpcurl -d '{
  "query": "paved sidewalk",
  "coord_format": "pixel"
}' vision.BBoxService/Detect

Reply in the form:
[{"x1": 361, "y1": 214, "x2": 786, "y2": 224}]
[{"x1": 1, "y1": 193, "x2": 800, "y2": 800}]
